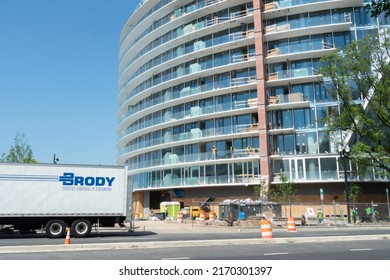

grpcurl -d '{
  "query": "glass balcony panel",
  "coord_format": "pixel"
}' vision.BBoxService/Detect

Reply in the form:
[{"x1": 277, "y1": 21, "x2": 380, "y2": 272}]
[
  {"x1": 320, "y1": 158, "x2": 337, "y2": 180},
  {"x1": 292, "y1": 68, "x2": 309, "y2": 77},
  {"x1": 289, "y1": 13, "x2": 309, "y2": 29},
  {"x1": 280, "y1": 0, "x2": 292, "y2": 8},
  {"x1": 310, "y1": 11, "x2": 331, "y2": 27},
  {"x1": 305, "y1": 158, "x2": 320, "y2": 180}
]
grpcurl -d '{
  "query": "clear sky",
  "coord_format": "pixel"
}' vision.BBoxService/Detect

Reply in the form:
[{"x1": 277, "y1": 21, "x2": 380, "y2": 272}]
[{"x1": 0, "y1": 0, "x2": 139, "y2": 165}]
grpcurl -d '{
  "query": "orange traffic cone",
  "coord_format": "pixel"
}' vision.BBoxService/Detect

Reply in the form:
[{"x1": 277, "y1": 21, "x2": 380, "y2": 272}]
[
  {"x1": 287, "y1": 217, "x2": 297, "y2": 232},
  {"x1": 64, "y1": 227, "x2": 71, "y2": 245}
]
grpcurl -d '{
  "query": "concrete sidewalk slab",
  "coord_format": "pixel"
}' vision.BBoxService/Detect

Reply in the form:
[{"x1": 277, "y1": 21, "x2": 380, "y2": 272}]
[{"x1": 132, "y1": 219, "x2": 390, "y2": 233}]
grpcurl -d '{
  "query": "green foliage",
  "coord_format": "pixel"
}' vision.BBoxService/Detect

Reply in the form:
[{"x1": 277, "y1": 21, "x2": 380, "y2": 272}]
[
  {"x1": 268, "y1": 174, "x2": 297, "y2": 216},
  {"x1": 348, "y1": 183, "x2": 362, "y2": 206},
  {"x1": 365, "y1": 0, "x2": 390, "y2": 17},
  {"x1": 0, "y1": 133, "x2": 38, "y2": 163},
  {"x1": 268, "y1": 174, "x2": 297, "y2": 203},
  {"x1": 319, "y1": 35, "x2": 390, "y2": 173}
]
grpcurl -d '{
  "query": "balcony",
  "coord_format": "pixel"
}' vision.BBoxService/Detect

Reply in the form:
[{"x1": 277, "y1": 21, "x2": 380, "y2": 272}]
[
  {"x1": 266, "y1": 40, "x2": 335, "y2": 64},
  {"x1": 264, "y1": 2, "x2": 276, "y2": 11},
  {"x1": 265, "y1": 23, "x2": 290, "y2": 34},
  {"x1": 268, "y1": 127, "x2": 295, "y2": 135},
  {"x1": 237, "y1": 123, "x2": 259, "y2": 133},
  {"x1": 119, "y1": 2, "x2": 253, "y2": 79},
  {"x1": 230, "y1": 75, "x2": 257, "y2": 87},
  {"x1": 264, "y1": 13, "x2": 352, "y2": 42},
  {"x1": 263, "y1": 0, "x2": 363, "y2": 20},
  {"x1": 267, "y1": 92, "x2": 310, "y2": 110},
  {"x1": 205, "y1": 0, "x2": 226, "y2": 6},
  {"x1": 232, "y1": 52, "x2": 256, "y2": 63},
  {"x1": 234, "y1": 98, "x2": 258, "y2": 109},
  {"x1": 247, "y1": 98, "x2": 258, "y2": 108},
  {"x1": 118, "y1": 99, "x2": 259, "y2": 142},
  {"x1": 267, "y1": 68, "x2": 321, "y2": 87},
  {"x1": 267, "y1": 48, "x2": 281, "y2": 57},
  {"x1": 119, "y1": 30, "x2": 257, "y2": 108},
  {"x1": 133, "y1": 173, "x2": 263, "y2": 190},
  {"x1": 125, "y1": 148, "x2": 262, "y2": 175},
  {"x1": 118, "y1": 123, "x2": 261, "y2": 159}
]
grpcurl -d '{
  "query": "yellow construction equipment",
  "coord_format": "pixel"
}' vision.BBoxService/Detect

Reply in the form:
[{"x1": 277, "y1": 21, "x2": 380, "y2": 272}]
[{"x1": 190, "y1": 195, "x2": 215, "y2": 219}]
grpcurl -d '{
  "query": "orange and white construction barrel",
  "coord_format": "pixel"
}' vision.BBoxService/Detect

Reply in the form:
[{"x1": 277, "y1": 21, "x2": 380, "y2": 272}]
[
  {"x1": 260, "y1": 219, "x2": 273, "y2": 239},
  {"x1": 199, "y1": 211, "x2": 206, "y2": 223},
  {"x1": 287, "y1": 217, "x2": 297, "y2": 232},
  {"x1": 177, "y1": 211, "x2": 183, "y2": 223},
  {"x1": 208, "y1": 211, "x2": 216, "y2": 222}
]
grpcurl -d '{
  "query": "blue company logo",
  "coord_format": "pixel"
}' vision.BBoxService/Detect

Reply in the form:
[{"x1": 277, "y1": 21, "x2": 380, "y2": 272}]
[{"x1": 59, "y1": 173, "x2": 115, "y2": 187}]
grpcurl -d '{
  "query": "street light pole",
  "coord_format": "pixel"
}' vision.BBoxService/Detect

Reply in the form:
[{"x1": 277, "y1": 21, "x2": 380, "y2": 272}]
[
  {"x1": 339, "y1": 145, "x2": 351, "y2": 224},
  {"x1": 386, "y1": 188, "x2": 390, "y2": 221},
  {"x1": 343, "y1": 159, "x2": 351, "y2": 224},
  {"x1": 53, "y1": 154, "x2": 59, "y2": 164}
]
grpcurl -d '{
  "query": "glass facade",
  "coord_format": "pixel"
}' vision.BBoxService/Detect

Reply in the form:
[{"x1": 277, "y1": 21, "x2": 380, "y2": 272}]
[
  {"x1": 263, "y1": 0, "x2": 389, "y2": 183},
  {"x1": 118, "y1": 0, "x2": 260, "y2": 192},
  {"x1": 118, "y1": 0, "x2": 390, "y2": 198}
]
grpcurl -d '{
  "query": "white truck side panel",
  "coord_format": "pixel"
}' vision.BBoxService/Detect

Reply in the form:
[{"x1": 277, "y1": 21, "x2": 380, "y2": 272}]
[{"x1": 0, "y1": 163, "x2": 127, "y2": 216}]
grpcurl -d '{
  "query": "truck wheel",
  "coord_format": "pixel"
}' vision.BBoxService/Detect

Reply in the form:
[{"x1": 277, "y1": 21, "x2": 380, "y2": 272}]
[
  {"x1": 71, "y1": 219, "x2": 92, "y2": 238},
  {"x1": 45, "y1": 220, "x2": 66, "y2": 239}
]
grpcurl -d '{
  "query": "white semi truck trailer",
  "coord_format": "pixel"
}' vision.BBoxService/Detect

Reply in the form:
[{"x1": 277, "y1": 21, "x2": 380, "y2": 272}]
[{"x1": 0, "y1": 162, "x2": 132, "y2": 238}]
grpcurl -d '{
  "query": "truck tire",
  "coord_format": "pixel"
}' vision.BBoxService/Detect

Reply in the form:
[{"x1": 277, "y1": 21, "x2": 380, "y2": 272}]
[
  {"x1": 45, "y1": 220, "x2": 66, "y2": 239},
  {"x1": 71, "y1": 219, "x2": 92, "y2": 238}
]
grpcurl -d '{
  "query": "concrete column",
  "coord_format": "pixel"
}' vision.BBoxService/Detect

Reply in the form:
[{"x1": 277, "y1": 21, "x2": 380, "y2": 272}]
[{"x1": 253, "y1": 1, "x2": 270, "y2": 187}]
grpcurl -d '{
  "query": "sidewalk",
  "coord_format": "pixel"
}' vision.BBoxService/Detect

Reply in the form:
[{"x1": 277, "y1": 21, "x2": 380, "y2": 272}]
[
  {"x1": 132, "y1": 218, "x2": 390, "y2": 233},
  {"x1": 133, "y1": 219, "x2": 237, "y2": 233}
]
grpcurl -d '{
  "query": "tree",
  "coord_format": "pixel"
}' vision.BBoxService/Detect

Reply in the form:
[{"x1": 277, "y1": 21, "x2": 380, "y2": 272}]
[
  {"x1": 268, "y1": 174, "x2": 297, "y2": 217},
  {"x1": 253, "y1": 179, "x2": 268, "y2": 201},
  {"x1": 348, "y1": 184, "x2": 362, "y2": 207},
  {"x1": 0, "y1": 133, "x2": 38, "y2": 163},
  {"x1": 365, "y1": 0, "x2": 390, "y2": 18},
  {"x1": 319, "y1": 35, "x2": 390, "y2": 174}
]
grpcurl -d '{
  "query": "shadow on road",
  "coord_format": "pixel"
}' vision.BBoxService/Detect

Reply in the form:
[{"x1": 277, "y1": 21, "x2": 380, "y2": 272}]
[{"x1": 0, "y1": 229, "x2": 157, "y2": 240}]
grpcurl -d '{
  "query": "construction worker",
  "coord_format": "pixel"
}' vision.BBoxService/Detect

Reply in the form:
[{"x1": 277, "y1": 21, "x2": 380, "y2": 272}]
[
  {"x1": 229, "y1": 146, "x2": 236, "y2": 158},
  {"x1": 374, "y1": 209, "x2": 380, "y2": 221},
  {"x1": 352, "y1": 207, "x2": 358, "y2": 224},
  {"x1": 365, "y1": 205, "x2": 372, "y2": 221},
  {"x1": 301, "y1": 214, "x2": 306, "y2": 226},
  {"x1": 212, "y1": 146, "x2": 217, "y2": 160},
  {"x1": 316, "y1": 208, "x2": 323, "y2": 224}
]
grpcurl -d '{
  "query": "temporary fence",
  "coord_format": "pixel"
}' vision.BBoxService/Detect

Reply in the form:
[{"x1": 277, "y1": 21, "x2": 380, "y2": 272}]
[
  {"x1": 218, "y1": 200, "x2": 282, "y2": 221},
  {"x1": 145, "y1": 198, "x2": 389, "y2": 226},
  {"x1": 216, "y1": 200, "x2": 389, "y2": 226},
  {"x1": 282, "y1": 201, "x2": 390, "y2": 225}
]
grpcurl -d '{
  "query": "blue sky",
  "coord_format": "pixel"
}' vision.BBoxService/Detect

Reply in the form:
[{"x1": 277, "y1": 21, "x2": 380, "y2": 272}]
[{"x1": 0, "y1": 0, "x2": 138, "y2": 165}]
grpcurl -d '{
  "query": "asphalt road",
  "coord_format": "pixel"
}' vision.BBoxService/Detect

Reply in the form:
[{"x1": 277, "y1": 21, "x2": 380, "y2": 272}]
[
  {"x1": 0, "y1": 224, "x2": 389, "y2": 260},
  {"x1": 1, "y1": 225, "x2": 388, "y2": 280},
  {"x1": 0, "y1": 239, "x2": 389, "y2": 260},
  {"x1": 0, "y1": 226, "x2": 389, "y2": 247}
]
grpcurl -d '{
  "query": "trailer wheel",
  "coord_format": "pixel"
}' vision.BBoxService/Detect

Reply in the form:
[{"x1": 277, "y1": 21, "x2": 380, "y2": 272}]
[
  {"x1": 45, "y1": 220, "x2": 66, "y2": 239},
  {"x1": 71, "y1": 219, "x2": 92, "y2": 238}
]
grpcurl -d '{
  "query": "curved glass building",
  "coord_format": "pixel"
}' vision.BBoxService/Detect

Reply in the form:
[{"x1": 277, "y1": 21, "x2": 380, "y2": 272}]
[{"x1": 117, "y1": 0, "x2": 390, "y2": 216}]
